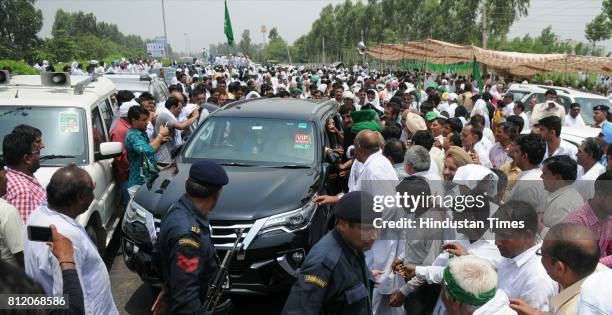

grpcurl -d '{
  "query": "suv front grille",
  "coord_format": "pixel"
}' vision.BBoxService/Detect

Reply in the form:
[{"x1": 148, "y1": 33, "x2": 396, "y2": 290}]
[
  {"x1": 209, "y1": 220, "x2": 253, "y2": 250},
  {"x1": 153, "y1": 219, "x2": 254, "y2": 250}
]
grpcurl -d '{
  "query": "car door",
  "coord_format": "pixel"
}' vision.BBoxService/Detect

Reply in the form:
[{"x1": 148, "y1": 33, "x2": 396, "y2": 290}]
[{"x1": 90, "y1": 104, "x2": 116, "y2": 229}]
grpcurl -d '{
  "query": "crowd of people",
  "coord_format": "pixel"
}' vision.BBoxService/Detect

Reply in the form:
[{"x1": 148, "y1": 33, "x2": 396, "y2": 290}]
[{"x1": 1, "y1": 60, "x2": 612, "y2": 315}]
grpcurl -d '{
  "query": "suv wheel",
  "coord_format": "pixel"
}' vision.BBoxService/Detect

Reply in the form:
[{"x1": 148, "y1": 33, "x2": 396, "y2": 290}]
[{"x1": 86, "y1": 222, "x2": 106, "y2": 254}]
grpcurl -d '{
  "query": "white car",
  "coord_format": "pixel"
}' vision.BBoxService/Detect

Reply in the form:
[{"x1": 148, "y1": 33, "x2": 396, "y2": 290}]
[
  {"x1": 105, "y1": 73, "x2": 169, "y2": 104},
  {"x1": 506, "y1": 83, "x2": 611, "y2": 126},
  {"x1": 0, "y1": 72, "x2": 122, "y2": 251},
  {"x1": 560, "y1": 126, "x2": 601, "y2": 147}
]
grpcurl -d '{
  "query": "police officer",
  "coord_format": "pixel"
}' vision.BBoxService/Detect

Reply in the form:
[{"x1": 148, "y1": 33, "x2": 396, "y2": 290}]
[
  {"x1": 282, "y1": 191, "x2": 380, "y2": 315},
  {"x1": 157, "y1": 160, "x2": 228, "y2": 314},
  {"x1": 592, "y1": 104, "x2": 610, "y2": 128}
]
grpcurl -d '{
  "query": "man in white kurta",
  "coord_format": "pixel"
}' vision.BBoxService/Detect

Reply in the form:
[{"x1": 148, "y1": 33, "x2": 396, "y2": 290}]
[{"x1": 318, "y1": 130, "x2": 403, "y2": 314}]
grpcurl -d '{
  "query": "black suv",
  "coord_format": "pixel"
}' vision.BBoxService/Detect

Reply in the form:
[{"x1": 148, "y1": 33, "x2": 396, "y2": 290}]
[{"x1": 121, "y1": 98, "x2": 342, "y2": 294}]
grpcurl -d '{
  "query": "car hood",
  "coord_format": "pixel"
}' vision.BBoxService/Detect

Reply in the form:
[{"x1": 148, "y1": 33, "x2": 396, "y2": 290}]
[{"x1": 134, "y1": 163, "x2": 322, "y2": 221}]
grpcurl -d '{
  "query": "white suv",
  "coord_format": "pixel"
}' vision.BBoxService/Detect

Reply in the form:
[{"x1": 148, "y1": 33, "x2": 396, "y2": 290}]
[
  {"x1": 506, "y1": 83, "x2": 611, "y2": 126},
  {"x1": 0, "y1": 72, "x2": 122, "y2": 251},
  {"x1": 104, "y1": 73, "x2": 169, "y2": 104}
]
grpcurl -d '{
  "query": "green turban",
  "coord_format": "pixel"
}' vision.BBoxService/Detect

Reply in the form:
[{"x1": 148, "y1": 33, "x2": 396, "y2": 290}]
[{"x1": 351, "y1": 109, "x2": 382, "y2": 133}]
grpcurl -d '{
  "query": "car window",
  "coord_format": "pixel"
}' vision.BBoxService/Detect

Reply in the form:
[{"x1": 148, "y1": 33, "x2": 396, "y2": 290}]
[
  {"x1": 508, "y1": 90, "x2": 529, "y2": 103},
  {"x1": 99, "y1": 99, "x2": 114, "y2": 130},
  {"x1": 574, "y1": 97, "x2": 612, "y2": 126},
  {"x1": 557, "y1": 96, "x2": 571, "y2": 108},
  {"x1": 520, "y1": 93, "x2": 543, "y2": 105},
  {"x1": 184, "y1": 117, "x2": 316, "y2": 166},
  {"x1": 158, "y1": 82, "x2": 169, "y2": 102},
  {"x1": 0, "y1": 106, "x2": 88, "y2": 165},
  {"x1": 91, "y1": 107, "x2": 107, "y2": 153}
]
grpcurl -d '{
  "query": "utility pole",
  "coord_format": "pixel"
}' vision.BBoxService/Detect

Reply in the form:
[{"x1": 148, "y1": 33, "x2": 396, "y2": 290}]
[
  {"x1": 184, "y1": 33, "x2": 188, "y2": 57},
  {"x1": 481, "y1": 0, "x2": 488, "y2": 75},
  {"x1": 286, "y1": 45, "x2": 292, "y2": 65},
  {"x1": 260, "y1": 25, "x2": 267, "y2": 63},
  {"x1": 322, "y1": 37, "x2": 326, "y2": 65},
  {"x1": 161, "y1": 0, "x2": 170, "y2": 60},
  {"x1": 361, "y1": 29, "x2": 366, "y2": 66}
]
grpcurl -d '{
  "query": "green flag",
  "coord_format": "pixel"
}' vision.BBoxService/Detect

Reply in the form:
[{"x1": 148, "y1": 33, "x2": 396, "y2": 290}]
[
  {"x1": 224, "y1": 0, "x2": 234, "y2": 46},
  {"x1": 472, "y1": 56, "x2": 483, "y2": 94}
]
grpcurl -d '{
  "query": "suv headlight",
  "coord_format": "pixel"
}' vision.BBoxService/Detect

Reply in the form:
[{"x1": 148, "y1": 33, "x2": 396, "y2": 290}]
[
  {"x1": 259, "y1": 202, "x2": 317, "y2": 234},
  {"x1": 124, "y1": 201, "x2": 148, "y2": 225}
]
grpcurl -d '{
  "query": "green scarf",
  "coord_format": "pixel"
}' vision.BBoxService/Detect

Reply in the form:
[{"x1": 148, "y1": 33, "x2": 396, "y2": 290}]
[{"x1": 443, "y1": 266, "x2": 496, "y2": 306}]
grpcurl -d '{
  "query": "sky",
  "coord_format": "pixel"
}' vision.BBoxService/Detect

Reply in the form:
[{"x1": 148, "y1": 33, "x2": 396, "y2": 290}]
[{"x1": 36, "y1": 0, "x2": 611, "y2": 55}]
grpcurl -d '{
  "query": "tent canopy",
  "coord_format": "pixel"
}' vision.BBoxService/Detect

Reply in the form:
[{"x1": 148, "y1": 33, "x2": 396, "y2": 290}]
[{"x1": 366, "y1": 39, "x2": 612, "y2": 76}]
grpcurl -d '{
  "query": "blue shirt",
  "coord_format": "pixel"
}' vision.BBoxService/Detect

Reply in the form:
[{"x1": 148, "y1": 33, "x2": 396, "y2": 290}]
[
  {"x1": 24, "y1": 205, "x2": 118, "y2": 315},
  {"x1": 125, "y1": 128, "x2": 158, "y2": 188}
]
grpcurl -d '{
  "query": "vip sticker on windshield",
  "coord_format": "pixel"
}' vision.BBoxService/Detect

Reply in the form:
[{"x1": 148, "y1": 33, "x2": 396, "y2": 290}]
[
  {"x1": 286, "y1": 122, "x2": 295, "y2": 126},
  {"x1": 294, "y1": 133, "x2": 311, "y2": 145},
  {"x1": 59, "y1": 112, "x2": 79, "y2": 133},
  {"x1": 298, "y1": 122, "x2": 308, "y2": 129},
  {"x1": 251, "y1": 125, "x2": 263, "y2": 130}
]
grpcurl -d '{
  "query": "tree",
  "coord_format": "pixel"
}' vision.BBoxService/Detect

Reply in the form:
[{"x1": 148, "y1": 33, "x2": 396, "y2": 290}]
[
  {"x1": 44, "y1": 28, "x2": 77, "y2": 62},
  {"x1": 585, "y1": 13, "x2": 611, "y2": 55},
  {"x1": 239, "y1": 30, "x2": 253, "y2": 57},
  {"x1": 292, "y1": 0, "x2": 530, "y2": 64},
  {"x1": 44, "y1": 9, "x2": 149, "y2": 61},
  {"x1": 603, "y1": 0, "x2": 612, "y2": 22},
  {"x1": 264, "y1": 37, "x2": 289, "y2": 62},
  {"x1": 268, "y1": 27, "x2": 280, "y2": 42},
  {"x1": 0, "y1": 0, "x2": 43, "y2": 61}
]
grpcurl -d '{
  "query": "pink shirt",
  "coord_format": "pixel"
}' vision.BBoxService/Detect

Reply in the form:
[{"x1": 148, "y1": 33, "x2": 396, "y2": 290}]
[{"x1": 565, "y1": 203, "x2": 612, "y2": 268}]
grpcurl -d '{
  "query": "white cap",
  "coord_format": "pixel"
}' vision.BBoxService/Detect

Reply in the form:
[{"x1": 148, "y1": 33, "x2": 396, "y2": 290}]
[
  {"x1": 451, "y1": 164, "x2": 499, "y2": 206},
  {"x1": 119, "y1": 99, "x2": 140, "y2": 118},
  {"x1": 448, "y1": 93, "x2": 458, "y2": 101},
  {"x1": 342, "y1": 91, "x2": 354, "y2": 99}
]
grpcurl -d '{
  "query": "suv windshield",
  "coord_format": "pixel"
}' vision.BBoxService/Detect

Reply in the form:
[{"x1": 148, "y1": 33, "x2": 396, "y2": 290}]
[
  {"x1": 574, "y1": 97, "x2": 612, "y2": 126},
  {"x1": 0, "y1": 106, "x2": 88, "y2": 165},
  {"x1": 183, "y1": 117, "x2": 316, "y2": 166}
]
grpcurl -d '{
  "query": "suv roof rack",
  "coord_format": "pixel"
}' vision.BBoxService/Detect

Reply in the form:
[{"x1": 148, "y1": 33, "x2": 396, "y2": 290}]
[{"x1": 74, "y1": 75, "x2": 98, "y2": 95}]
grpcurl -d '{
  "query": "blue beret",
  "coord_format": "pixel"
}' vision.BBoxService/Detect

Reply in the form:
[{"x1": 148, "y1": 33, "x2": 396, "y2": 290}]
[
  {"x1": 333, "y1": 191, "x2": 379, "y2": 224},
  {"x1": 189, "y1": 160, "x2": 229, "y2": 186}
]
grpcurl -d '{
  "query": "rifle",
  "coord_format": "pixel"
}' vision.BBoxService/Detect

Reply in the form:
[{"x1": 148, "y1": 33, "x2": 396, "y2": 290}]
[{"x1": 202, "y1": 228, "x2": 245, "y2": 313}]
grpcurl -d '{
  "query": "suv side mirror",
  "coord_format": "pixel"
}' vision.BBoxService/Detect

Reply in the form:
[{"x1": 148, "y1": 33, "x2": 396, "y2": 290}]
[{"x1": 96, "y1": 142, "x2": 122, "y2": 160}]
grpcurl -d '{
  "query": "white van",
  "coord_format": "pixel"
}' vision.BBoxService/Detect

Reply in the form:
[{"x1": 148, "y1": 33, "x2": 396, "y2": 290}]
[
  {"x1": 0, "y1": 72, "x2": 122, "y2": 251},
  {"x1": 506, "y1": 83, "x2": 611, "y2": 126}
]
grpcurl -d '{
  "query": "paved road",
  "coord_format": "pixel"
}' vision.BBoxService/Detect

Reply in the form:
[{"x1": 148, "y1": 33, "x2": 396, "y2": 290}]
[{"x1": 105, "y1": 229, "x2": 287, "y2": 315}]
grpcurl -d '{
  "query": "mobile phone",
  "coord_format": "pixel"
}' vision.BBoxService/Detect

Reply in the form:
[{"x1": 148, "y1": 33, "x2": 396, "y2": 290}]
[
  {"x1": 27, "y1": 225, "x2": 52, "y2": 242},
  {"x1": 548, "y1": 102, "x2": 555, "y2": 107}
]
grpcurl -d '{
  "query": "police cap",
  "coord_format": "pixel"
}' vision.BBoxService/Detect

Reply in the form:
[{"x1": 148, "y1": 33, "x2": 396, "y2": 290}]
[
  {"x1": 593, "y1": 104, "x2": 610, "y2": 113},
  {"x1": 333, "y1": 191, "x2": 380, "y2": 224},
  {"x1": 189, "y1": 160, "x2": 229, "y2": 186}
]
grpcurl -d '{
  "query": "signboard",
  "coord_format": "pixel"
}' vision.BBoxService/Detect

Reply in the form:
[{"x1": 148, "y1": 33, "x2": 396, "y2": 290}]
[{"x1": 147, "y1": 37, "x2": 166, "y2": 58}]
